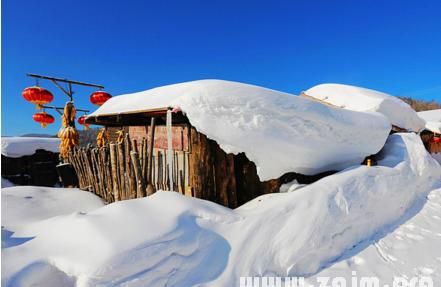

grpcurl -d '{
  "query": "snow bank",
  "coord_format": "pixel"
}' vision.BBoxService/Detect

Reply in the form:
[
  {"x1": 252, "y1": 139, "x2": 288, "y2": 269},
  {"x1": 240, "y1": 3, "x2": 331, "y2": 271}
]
[
  {"x1": 418, "y1": 109, "x2": 441, "y2": 133},
  {"x1": 89, "y1": 80, "x2": 391, "y2": 180},
  {"x1": 1, "y1": 137, "x2": 60, "y2": 158},
  {"x1": 304, "y1": 83, "x2": 425, "y2": 132},
  {"x1": 312, "y1": 187, "x2": 441, "y2": 285},
  {"x1": 3, "y1": 133, "x2": 440, "y2": 286}
]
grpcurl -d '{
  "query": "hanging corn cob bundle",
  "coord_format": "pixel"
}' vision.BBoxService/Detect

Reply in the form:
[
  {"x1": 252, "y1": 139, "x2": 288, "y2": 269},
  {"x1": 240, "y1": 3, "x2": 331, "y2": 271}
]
[
  {"x1": 116, "y1": 129, "x2": 124, "y2": 144},
  {"x1": 57, "y1": 102, "x2": 79, "y2": 160},
  {"x1": 96, "y1": 127, "x2": 108, "y2": 147}
]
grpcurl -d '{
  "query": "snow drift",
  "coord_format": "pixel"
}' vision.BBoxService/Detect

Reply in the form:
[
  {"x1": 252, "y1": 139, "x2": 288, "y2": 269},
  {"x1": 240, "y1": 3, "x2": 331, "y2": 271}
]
[
  {"x1": 3, "y1": 133, "x2": 441, "y2": 286},
  {"x1": 418, "y1": 109, "x2": 441, "y2": 133},
  {"x1": 1, "y1": 137, "x2": 60, "y2": 158},
  {"x1": 89, "y1": 79, "x2": 391, "y2": 180},
  {"x1": 304, "y1": 83, "x2": 425, "y2": 132}
]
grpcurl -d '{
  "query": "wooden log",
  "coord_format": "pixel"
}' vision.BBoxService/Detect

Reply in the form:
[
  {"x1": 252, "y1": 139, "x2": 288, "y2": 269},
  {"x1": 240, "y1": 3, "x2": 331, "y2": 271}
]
[
  {"x1": 94, "y1": 148, "x2": 105, "y2": 199},
  {"x1": 109, "y1": 144, "x2": 120, "y2": 201},
  {"x1": 101, "y1": 147, "x2": 113, "y2": 202},
  {"x1": 147, "y1": 117, "x2": 156, "y2": 183},
  {"x1": 81, "y1": 148, "x2": 94, "y2": 192},
  {"x1": 157, "y1": 151, "x2": 162, "y2": 190},
  {"x1": 141, "y1": 137, "x2": 147, "y2": 180},
  {"x1": 90, "y1": 149, "x2": 101, "y2": 198},
  {"x1": 130, "y1": 151, "x2": 146, "y2": 198},
  {"x1": 117, "y1": 143, "x2": 126, "y2": 200},
  {"x1": 124, "y1": 133, "x2": 136, "y2": 199}
]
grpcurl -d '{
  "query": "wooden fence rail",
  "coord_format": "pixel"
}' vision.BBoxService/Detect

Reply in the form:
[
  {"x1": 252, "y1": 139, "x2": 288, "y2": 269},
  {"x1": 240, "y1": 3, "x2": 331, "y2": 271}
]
[{"x1": 68, "y1": 133, "x2": 190, "y2": 203}]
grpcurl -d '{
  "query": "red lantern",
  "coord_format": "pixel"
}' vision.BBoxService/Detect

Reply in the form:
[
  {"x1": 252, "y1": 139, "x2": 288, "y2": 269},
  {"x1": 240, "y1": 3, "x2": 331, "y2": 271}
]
[
  {"x1": 22, "y1": 86, "x2": 54, "y2": 109},
  {"x1": 33, "y1": 112, "x2": 55, "y2": 128},
  {"x1": 77, "y1": 115, "x2": 90, "y2": 130},
  {"x1": 90, "y1": 91, "x2": 112, "y2": 106}
]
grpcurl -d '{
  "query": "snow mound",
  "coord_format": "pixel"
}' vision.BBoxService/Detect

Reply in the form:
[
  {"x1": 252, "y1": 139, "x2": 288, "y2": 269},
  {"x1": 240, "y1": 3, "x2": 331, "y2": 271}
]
[
  {"x1": 3, "y1": 133, "x2": 441, "y2": 286},
  {"x1": 312, "y1": 187, "x2": 441, "y2": 285},
  {"x1": 418, "y1": 109, "x2": 441, "y2": 133},
  {"x1": 2, "y1": 186, "x2": 104, "y2": 228},
  {"x1": 89, "y1": 79, "x2": 391, "y2": 180},
  {"x1": 1, "y1": 137, "x2": 60, "y2": 158},
  {"x1": 304, "y1": 83, "x2": 425, "y2": 132}
]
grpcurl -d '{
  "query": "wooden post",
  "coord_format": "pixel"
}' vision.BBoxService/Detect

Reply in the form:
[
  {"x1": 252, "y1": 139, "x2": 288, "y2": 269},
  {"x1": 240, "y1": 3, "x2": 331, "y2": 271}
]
[
  {"x1": 117, "y1": 143, "x2": 126, "y2": 200},
  {"x1": 109, "y1": 143, "x2": 120, "y2": 201},
  {"x1": 146, "y1": 117, "x2": 156, "y2": 195},
  {"x1": 125, "y1": 133, "x2": 136, "y2": 199},
  {"x1": 131, "y1": 151, "x2": 146, "y2": 198},
  {"x1": 166, "y1": 110, "x2": 174, "y2": 191}
]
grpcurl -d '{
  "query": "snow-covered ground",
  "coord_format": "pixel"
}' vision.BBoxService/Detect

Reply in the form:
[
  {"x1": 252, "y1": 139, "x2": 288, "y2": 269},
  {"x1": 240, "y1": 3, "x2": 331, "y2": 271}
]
[
  {"x1": 89, "y1": 80, "x2": 391, "y2": 180},
  {"x1": 312, "y1": 187, "x2": 441, "y2": 285},
  {"x1": 2, "y1": 133, "x2": 441, "y2": 286},
  {"x1": 304, "y1": 83, "x2": 425, "y2": 132},
  {"x1": 1, "y1": 137, "x2": 60, "y2": 157}
]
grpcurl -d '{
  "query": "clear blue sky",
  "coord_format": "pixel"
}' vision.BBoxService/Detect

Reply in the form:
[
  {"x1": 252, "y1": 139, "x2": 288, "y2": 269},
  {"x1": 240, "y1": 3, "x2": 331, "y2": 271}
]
[{"x1": 2, "y1": 0, "x2": 441, "y2": 136}]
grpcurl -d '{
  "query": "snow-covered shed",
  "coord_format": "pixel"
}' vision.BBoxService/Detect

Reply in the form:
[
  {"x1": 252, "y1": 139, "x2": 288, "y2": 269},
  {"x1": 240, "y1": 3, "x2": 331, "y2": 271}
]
[
  {"x1": 1, "y1": 137, "x2": 60, "y2": 186},
  {"x1": 418, "y1": 109, "x2": 441, "y2": 155},
  {"x1": 85, "y1": 80, "x2": 391, "y2": 207},
  {"x1": 302, "y1": 83, "x2": 426, "y2": 133}
]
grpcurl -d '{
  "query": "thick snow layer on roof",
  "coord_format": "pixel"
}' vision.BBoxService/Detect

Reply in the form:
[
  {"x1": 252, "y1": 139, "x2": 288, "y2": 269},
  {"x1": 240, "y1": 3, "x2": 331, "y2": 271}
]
[
  {"x1": 1, "y1": 137, "x2": 60, "y2": 158},
  {"x1": 90, "y1": 80, "x2": 391, "y2": 180},
  {"x1": 418, "y1": 109, "x2": 441, "y2": 133},
  {"x1": 2, "y1": 134, "x2": 441, "y2": 286},
  {"x1": 304, "y1": 83, "x2": 425, "y2": 132}
]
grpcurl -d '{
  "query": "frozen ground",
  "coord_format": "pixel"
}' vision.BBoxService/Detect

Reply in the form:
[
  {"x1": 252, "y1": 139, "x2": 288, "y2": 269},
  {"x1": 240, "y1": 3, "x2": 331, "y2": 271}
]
[{"x1": 2, "y1": 133, "x2": 440, "y2": 287}]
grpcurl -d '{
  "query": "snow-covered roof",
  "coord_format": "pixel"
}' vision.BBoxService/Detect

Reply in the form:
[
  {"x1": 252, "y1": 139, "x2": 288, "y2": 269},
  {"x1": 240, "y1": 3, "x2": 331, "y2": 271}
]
[
  {"x1": 1, "y1": 137, "x2": 60, "y2": 158},
  {"x1": 304, "y1": 83, "x2": 426, "y2": 132},
  {"x1": 89, "y1": 80, "x2": 391, "y2": 180},
  {"x1": 418, "y1": 109, "x2": 441, "y2": 134}
]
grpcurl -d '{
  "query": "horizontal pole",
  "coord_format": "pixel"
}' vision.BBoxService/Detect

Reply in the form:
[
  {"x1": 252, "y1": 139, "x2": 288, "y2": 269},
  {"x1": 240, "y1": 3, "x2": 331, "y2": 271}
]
[
  {"x1": 27, "y1": 73, "x2": 104, "y2": 89},
  {"x1": 41, "y1": 105, "x2": 90, "y2": 113}
]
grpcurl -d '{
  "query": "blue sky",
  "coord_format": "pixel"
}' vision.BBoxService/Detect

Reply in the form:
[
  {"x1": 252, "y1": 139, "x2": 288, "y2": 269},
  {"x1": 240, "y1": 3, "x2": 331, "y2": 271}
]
[{"x1": 2, "y1": 0, "x2": 441, "y2": 136}]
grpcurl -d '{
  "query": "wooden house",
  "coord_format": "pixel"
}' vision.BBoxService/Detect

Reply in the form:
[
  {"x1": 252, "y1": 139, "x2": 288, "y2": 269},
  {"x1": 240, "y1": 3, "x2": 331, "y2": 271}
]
[
  {"x1": 72, "y1": 80, "x2": 390, "y2": 208},
  {"x1": 84, "y1": 108, "x2": 333, "y2": 208}
]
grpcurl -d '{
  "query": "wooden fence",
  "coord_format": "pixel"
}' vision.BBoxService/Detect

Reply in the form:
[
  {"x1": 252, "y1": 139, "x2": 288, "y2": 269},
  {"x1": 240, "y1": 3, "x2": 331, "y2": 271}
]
[{"x1": 68, "y1": 133, "x2": 190, "y2": 203}]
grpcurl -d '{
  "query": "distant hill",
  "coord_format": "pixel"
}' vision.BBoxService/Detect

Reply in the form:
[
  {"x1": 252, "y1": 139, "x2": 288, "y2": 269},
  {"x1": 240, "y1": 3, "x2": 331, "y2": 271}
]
[
  {"x1": 20, "y1": 133, "x2": 57, "y2": 138},
  {"x1": 399, "y1": 97, "x2": 441, "y2": 112}
]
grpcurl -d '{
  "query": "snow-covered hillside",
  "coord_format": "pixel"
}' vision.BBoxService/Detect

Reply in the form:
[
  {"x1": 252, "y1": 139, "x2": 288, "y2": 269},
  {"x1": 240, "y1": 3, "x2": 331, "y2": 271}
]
[
  {"x1": 304, "y1": 83, "x2": 425, "y2": 132},
  {"x1": 2, "y1": 133, "x2": 441, "y2": 287},
  {"x1": 89, "y1": 79, "x2": 391, "y2": 180},
  {"x1": 1, "y1": 137, "x2": 60, "y2": 158}
]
